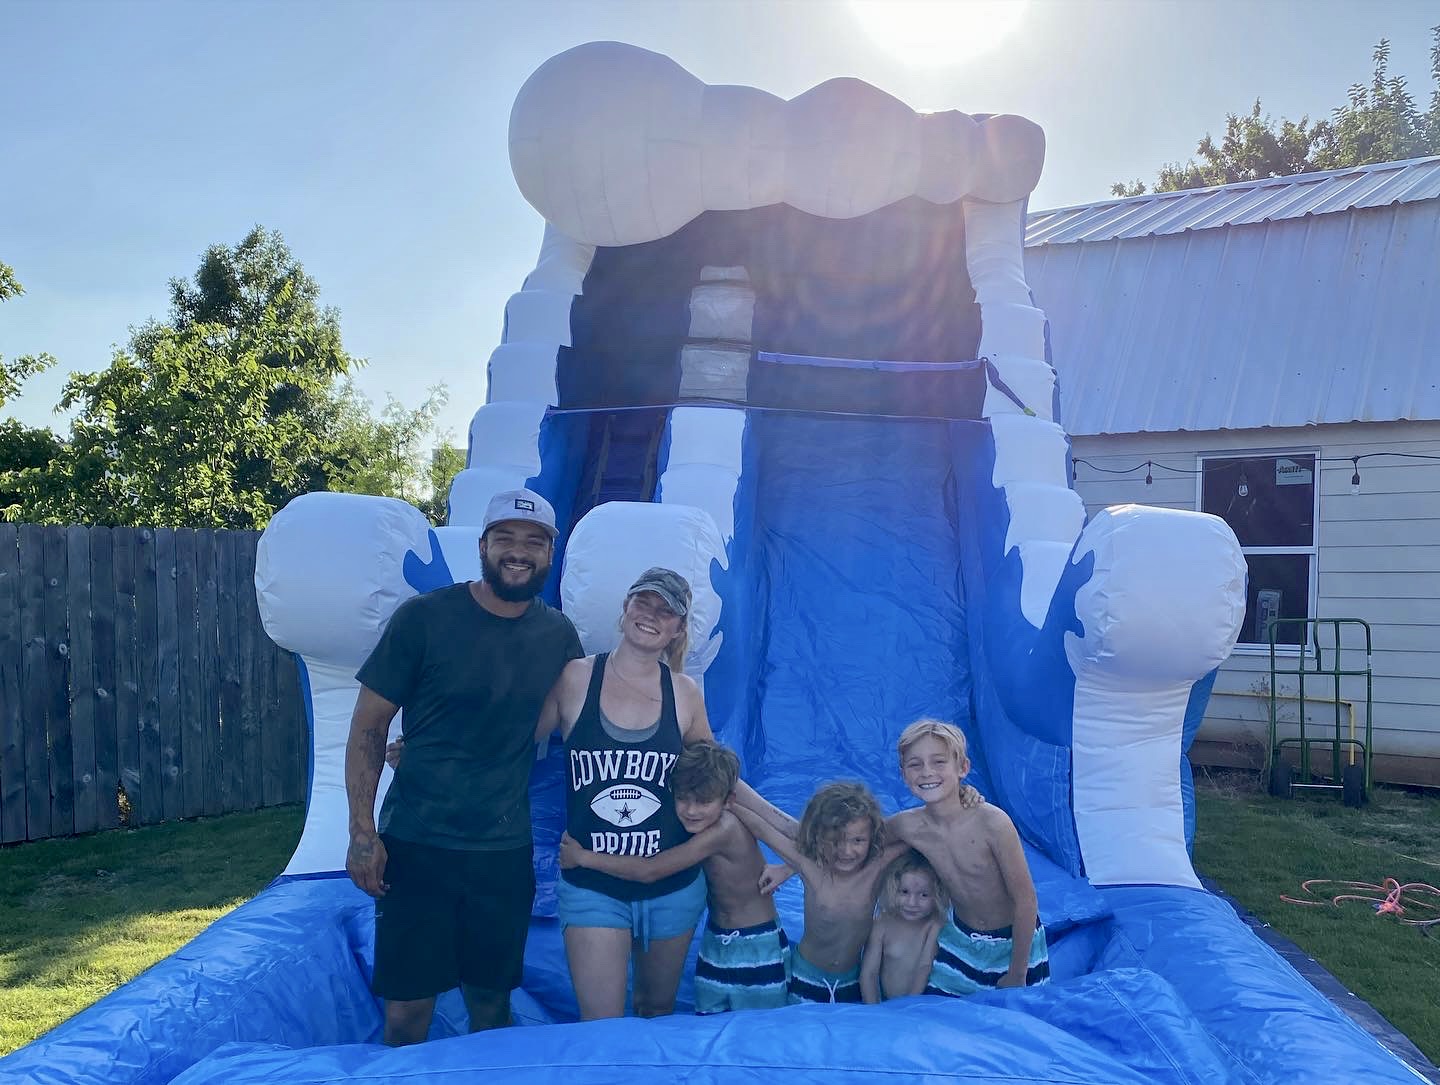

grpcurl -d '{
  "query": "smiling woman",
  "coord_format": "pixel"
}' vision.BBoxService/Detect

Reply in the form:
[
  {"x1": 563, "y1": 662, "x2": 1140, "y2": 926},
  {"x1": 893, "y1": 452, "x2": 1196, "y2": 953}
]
[
  {"x1": 533, "y1": 567, "x2": 716, "y2": 1022},
  {"x1": 849, "y1": 0, "x2": 1029, "y2": 67}
]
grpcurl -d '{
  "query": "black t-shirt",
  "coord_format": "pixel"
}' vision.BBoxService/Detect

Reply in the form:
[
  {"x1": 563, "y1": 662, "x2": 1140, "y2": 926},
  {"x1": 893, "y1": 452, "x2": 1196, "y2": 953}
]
[{"x1": 356, "y1": 583, "x2": 582, "y2": 851}]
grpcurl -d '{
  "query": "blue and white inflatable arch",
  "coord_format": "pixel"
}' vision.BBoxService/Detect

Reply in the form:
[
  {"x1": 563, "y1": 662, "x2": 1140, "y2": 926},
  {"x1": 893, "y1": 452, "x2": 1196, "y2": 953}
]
[{"x1": 3, "y1": 40, "x2": 1430, "y2": 1085}]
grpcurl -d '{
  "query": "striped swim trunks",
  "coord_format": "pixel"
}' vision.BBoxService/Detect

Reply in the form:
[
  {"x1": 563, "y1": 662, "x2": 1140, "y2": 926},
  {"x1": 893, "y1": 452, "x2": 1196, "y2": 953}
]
[
  {"x1": 926, "y1": 912, "x2": 1050, "y2": 997},
  {"x1": 693, "y1": 917, "x2": 791, "y2": 1014},
  {"x1": 787, "y1": 946, "x2": 862, "y2": 1005}
]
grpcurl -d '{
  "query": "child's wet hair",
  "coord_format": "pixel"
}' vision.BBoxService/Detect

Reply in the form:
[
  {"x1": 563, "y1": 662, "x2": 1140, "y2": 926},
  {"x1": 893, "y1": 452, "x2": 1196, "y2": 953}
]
[
  {"x1": 797, "y1": 782, "x2": 886, "y2": 870},
  {"x1": 878, "y1": 849, "x2": 949, "y2": 918},
  {"x1": 897, "y1": 718, "x2": 969, "y2": 770},
  {"x1": 671, "y1": 741, "x2": 739, "y2": 803}
]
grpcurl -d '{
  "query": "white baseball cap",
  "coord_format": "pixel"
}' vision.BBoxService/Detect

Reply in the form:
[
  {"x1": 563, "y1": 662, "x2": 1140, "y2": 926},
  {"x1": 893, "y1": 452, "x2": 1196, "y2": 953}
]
[{"x1": 482, "y1": 488, "x2": 558, "y2": 538}]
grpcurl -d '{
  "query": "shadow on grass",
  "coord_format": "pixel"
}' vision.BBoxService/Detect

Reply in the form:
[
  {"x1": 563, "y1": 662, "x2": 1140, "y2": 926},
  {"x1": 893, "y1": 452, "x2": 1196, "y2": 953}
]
[{"x1": 0, "y1": 806, "x2": 304, "y2": 990}]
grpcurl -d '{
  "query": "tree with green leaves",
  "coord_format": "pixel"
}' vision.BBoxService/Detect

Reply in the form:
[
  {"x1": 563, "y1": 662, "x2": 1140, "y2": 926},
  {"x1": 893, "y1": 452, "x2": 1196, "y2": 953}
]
[
  {"x1": 327, "y1": 380, "x2": 463, "y2": 525},
  {"x1": 0, "y1": 262, "x2": 63, "y2": 520},
  {"x1": 1314, "y1": 38, "x2": 1438, "y2": 169},
  {"x1": 0, "y1": 261, "x2": 58, "y2": 408},
  {"x1": 17, "y1": 228, "x2": 362, "y2": 527},
  {"x1": 1112, "y1": 28, "x2": 1440, "y2": 197},
  {"x1": 424, "y1": 440, "x2": 466, "y2": 526},
  {"x1": 6, "y1": 233, "x2": 463, "y2": 528}
]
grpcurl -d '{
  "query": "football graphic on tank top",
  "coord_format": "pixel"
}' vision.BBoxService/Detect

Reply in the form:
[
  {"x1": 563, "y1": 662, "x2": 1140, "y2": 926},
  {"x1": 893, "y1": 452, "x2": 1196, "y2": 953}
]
[{"x1": 589, "y1": 784, "x2": 662, "y2": 828}]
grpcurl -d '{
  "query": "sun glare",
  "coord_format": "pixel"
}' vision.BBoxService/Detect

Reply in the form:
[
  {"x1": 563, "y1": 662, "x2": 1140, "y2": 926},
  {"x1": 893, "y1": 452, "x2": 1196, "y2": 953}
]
[{"x1": 850, "y1": 0, "x2": 1030, "y2": 68}]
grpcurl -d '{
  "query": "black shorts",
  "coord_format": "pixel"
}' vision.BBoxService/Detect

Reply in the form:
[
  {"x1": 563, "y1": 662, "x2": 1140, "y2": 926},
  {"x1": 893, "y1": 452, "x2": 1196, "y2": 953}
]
[{"x1": 372, "y1": 835, "x2": 535, "y2": 1002}]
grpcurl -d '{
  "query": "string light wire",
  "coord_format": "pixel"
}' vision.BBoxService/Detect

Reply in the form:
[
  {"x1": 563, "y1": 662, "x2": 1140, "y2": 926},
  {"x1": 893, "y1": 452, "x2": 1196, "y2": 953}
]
[{"x1": 1071, "y1": 452, "x2": 1440, "y2": 486}]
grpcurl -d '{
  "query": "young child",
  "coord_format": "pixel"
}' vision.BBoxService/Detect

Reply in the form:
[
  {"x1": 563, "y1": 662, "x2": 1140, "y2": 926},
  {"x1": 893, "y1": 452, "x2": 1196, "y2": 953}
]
[
  {"x1": 887, "y1": 719, "x2": 1050, "y2": 996},
  {"x1": 730, "y1": 781, "x2": 909, "y2": 1005},
  {"x1": 558, "y1": 741, "x2": 790, "y2": 1013},
  {"x1": 859, "y1": 849, "x2": 948, "y2": 1004}
]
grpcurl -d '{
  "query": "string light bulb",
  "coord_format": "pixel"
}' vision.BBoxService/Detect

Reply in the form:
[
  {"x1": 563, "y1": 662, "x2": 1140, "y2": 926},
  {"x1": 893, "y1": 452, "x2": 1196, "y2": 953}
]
[
  {"x1": 1144, "y1": 461, "x2": 1153, "y2": 486},
  {"x1": 1351, "y1": 457, "x2": 1361, "y2": 495},
  {"x1": 1237, "y1": 471, "x2": 1249, "y2": 498}
]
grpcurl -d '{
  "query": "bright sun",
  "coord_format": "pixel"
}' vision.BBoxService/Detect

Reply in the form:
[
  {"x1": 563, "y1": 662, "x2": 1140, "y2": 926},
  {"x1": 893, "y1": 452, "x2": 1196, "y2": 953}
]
[{"x1": 849, "y1": 0, "x2": 1030, "y2": 68}]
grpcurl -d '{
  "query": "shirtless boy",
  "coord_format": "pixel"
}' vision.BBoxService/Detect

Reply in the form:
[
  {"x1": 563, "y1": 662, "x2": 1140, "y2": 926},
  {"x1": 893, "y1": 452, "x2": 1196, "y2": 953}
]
[
  {"x1": 859, "y1": 849, "x2": 947, "y2": 1003},
  {"x1": 731, "y1": 782, "x2": 908, "y2": 1004},
  {"x1": 887, "y1": 719, "x2": 1050, "y2": 995},
  {"x1": 559, "y1": 741, "x2": 790, "y2": 1013}
]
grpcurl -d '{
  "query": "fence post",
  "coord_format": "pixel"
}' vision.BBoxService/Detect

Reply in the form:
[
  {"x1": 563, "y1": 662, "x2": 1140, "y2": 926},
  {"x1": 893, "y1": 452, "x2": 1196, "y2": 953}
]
[
  {"x1": 217, "y1": 531, "x2": 241, "y2": 814},
  {"x1": 196, "y1": 531, "x2": 220, "y2": 817},
  {"x1": 90, "y1": 527, "x2": 119, "y2": 829},
  {"x1": 237, "y1": 532, "x2": 262, "y2": 810},
  {"x1": 155, "y1": 528, "x2": 182, "y2": 821},
  {"x1": 175, "y1": 528, "x2": 203, "y2": 820},
  {"x1": 42, "y1": 528, "x2": 75, "y2": 835},
  {"x1": 136, "y1": 528, "x2": 163, "y2": 825},
  {"x1": 113, "y1": 528, "x2": 141, "y2": 821},
  {"x1": 20, "y1": 525, "x2": 50, "y2": 840},
  {"x1": 66, "y1": 525, "x2": 98, "y2": 835},
  {"x1": 0, "y1": 524, "x2": 25, "y2": 843}
]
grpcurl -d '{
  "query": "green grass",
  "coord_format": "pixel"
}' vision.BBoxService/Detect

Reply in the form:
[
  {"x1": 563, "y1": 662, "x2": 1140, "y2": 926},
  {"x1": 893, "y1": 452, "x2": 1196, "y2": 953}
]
[
  {"x1": 1193, "y1": 770, "x2": 1440, "y2": 1063},
  {"x1": 0, "y1": 806, "x2": 303, "y2": 1056}
]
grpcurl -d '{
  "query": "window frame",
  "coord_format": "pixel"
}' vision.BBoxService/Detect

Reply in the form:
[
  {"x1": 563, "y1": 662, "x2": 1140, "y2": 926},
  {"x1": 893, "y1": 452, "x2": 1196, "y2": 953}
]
[{"x1": 1194, "y1": 448, "x2": 1320, "y2": 656}]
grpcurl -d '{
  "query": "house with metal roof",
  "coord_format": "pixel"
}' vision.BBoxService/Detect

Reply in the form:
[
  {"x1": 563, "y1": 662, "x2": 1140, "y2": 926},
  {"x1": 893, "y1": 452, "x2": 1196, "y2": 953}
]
[{"x1": 1026, "y1": 155, "x2": 1440, "y2": 787}]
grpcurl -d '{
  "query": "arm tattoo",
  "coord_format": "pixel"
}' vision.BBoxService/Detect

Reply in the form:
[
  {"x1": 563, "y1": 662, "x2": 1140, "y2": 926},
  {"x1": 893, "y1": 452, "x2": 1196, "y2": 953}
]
[{"x1": 346, "y1": 716, "x2": 390, "y2": 837}]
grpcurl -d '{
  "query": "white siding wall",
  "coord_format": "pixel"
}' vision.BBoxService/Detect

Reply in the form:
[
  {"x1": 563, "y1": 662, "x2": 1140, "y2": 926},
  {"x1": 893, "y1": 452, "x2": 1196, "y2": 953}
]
[{"x1": 1070, "y1": 420, "x2": 1440, "y2": 786}]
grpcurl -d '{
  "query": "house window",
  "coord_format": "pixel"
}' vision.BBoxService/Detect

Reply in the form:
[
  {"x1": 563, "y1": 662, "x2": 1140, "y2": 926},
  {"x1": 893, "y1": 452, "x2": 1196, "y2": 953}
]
[{"x1": 1199, "y1": 453, "x2": 1317, "y2": 647}]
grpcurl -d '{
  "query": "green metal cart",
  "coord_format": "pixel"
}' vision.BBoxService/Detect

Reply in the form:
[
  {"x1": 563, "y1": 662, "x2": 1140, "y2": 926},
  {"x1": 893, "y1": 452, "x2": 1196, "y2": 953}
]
[{"x1": 1266, "y1": 617, "x2": 1373, "y2": 807}]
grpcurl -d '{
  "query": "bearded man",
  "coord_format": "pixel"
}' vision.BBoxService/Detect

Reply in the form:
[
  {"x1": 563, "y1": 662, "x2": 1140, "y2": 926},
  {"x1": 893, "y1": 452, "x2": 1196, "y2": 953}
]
[{"x1": 344, "y1": 488, "x2": 583, "y2": 1044}]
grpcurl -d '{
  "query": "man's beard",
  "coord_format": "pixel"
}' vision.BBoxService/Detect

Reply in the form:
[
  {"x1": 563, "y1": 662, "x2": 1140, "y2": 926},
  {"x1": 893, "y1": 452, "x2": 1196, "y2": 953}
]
[{"x1": 481, "y1": 550, "x2": 550, "y2": 603}]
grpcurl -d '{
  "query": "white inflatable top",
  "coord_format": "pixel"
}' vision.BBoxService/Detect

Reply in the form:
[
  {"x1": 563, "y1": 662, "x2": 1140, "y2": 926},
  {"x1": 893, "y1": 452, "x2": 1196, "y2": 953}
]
[{"x1": 509, "y1": 40, "x2": 1046, "y2": 247}]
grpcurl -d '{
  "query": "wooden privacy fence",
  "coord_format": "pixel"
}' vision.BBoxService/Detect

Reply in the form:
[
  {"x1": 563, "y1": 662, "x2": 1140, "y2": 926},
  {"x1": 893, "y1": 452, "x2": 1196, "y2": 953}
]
[{"x1": 0, "y1": 524, "x2": 308, "y2": 844}]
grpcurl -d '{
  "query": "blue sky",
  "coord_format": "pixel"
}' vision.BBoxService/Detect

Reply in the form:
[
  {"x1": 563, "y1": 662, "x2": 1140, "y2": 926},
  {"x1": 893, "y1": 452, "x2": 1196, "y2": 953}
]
[{"x1": 3, "y1": 0, "x2": 1436, "y2": 446}]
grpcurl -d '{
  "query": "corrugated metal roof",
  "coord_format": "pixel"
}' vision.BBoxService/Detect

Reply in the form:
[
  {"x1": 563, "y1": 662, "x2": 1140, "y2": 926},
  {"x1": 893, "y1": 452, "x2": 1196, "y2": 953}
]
[
  {"x1": 1024, "y1": 198, "x2": 1440, "y2": 436},
  {"x1": 1025, "y1": 156, "x2": 1440, "y2": 246}
]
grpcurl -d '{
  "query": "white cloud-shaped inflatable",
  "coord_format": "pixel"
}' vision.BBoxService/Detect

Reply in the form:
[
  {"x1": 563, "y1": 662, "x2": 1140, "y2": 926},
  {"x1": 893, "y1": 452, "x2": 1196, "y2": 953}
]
[{"x1": 509, "y1": 41, "x2": 1045, "y2": 247}]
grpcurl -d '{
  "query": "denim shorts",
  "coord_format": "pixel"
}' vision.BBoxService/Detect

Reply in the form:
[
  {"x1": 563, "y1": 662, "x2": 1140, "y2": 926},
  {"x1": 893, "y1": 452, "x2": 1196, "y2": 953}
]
[{"x1": 556, "y1": 870, "x2": 707, "y2": 950}]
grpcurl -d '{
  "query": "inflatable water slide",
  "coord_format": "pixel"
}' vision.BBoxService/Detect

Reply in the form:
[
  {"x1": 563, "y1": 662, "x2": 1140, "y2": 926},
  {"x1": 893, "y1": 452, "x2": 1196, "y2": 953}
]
[{"x1": 4, "y1": 41, "x2": 1432, "y2": 1085}]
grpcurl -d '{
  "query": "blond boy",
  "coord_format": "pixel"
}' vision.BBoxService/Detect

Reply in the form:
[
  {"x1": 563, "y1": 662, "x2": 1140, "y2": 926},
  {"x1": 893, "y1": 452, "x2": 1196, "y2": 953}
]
[{"x1": 887, "y1": 719, "x2": 1049, "y2": 995}]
